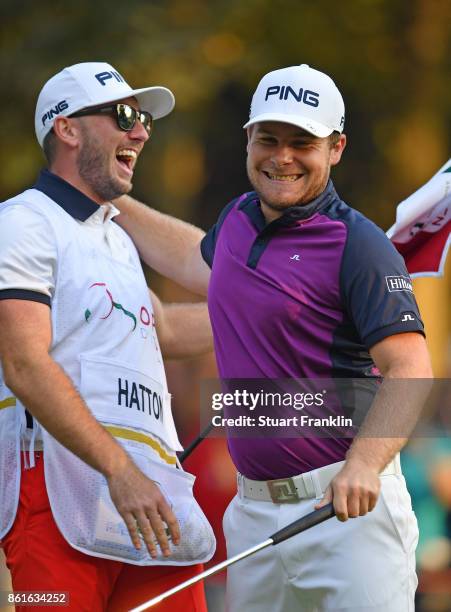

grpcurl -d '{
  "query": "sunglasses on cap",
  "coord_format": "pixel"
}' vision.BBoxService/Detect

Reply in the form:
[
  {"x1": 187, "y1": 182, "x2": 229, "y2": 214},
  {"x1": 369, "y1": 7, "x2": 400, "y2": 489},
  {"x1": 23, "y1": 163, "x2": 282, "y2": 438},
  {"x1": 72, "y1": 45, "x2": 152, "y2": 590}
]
[{"x1": 70, "y1": 103, "x2": 153, "y2": 135}]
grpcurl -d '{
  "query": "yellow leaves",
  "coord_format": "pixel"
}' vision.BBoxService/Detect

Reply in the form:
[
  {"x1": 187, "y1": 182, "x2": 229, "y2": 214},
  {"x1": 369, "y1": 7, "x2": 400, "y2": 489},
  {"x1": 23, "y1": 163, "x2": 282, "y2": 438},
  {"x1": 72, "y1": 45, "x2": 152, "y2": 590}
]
[
  {"x1": 162, "y1": 138, "x2": 205, "y2": 201},
  {"x1": 202, "y1": 32, "x2": 245, "y2": 67}
]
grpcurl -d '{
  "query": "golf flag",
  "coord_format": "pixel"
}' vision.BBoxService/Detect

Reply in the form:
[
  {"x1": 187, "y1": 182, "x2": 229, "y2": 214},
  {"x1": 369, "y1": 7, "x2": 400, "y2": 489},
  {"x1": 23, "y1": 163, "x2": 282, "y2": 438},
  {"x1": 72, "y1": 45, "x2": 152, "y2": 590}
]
[{"x1": 387, "y1": 158, "x2": 451, "y2": 277}]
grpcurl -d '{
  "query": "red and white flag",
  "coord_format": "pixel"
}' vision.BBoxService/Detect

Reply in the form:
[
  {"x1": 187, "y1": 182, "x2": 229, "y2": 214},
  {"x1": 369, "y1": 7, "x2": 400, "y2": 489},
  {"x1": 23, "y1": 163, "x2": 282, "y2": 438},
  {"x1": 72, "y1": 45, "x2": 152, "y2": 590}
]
[{"x1": 387, "y1": 158, "x2": 451, "y2": 277}]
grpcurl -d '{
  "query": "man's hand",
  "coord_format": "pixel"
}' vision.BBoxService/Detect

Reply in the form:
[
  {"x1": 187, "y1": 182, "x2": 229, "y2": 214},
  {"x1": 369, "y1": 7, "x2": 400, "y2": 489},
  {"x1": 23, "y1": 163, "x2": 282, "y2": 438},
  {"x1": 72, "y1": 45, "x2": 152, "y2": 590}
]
[
  {"x1": 316, "y1": 332, "x2": 432, "y2": 521},
  {"x1": 315, "y1": 459, "x2": 380, "y2": 521},
  {"x1": 107, "y1": 459, "x2": 180, "y2": 558},
  {"x1": 0, "y1": 299, "x2": 180, "y2": 557}
]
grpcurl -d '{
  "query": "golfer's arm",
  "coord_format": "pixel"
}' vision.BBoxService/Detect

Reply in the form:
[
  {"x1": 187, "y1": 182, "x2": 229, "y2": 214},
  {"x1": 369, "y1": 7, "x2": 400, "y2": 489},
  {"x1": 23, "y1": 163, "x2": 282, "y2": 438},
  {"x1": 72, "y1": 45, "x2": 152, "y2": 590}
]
[
  {"x1": 345, "y1": 332, "x2": 433, "y2": 472},
  {"x1": 115, "y1": 195, "x2": 210, "y2": 296},
  {"x1": 150, "y1": 290, "x2": 213, "y2": 359},
  {"x1": 0, "y1": 299, "x2": 129, "y2": 479}
]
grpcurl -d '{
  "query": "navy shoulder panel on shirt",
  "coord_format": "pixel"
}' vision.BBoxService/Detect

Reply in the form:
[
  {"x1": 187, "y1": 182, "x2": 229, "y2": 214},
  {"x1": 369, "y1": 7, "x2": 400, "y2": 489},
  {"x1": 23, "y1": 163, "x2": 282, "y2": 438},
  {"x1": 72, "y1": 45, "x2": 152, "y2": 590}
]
[
  {"x1": 0, "y1": 288, "x2": 51, "y2": 307},
  {"x1": 324, "y1": 199, "x2": 425, "y2": 349},
  {"x1": 201, "y1": 193, "x2": 254, "y2": 268}
]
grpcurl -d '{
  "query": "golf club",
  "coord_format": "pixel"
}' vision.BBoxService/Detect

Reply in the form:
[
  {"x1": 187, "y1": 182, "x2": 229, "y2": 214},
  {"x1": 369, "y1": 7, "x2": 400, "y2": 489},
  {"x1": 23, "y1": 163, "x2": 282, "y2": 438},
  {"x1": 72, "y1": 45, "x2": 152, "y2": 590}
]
[
  {"x1": 178, "y1": 409, "x2": 223, "y2": 462},
  {"x1": 129, "y1": 502, "x2": 335, "y2": 611}
]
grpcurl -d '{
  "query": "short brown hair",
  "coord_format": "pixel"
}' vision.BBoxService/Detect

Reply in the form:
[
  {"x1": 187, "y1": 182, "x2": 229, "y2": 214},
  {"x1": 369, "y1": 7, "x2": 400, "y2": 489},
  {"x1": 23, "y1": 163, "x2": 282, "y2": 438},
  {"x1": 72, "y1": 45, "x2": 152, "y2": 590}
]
[
  {"x1": 42, "y1": 130, "x2": 58, "y2": 166},
  {"x1": 328, "y1": 131, "x2": 341, "y2": 147}
]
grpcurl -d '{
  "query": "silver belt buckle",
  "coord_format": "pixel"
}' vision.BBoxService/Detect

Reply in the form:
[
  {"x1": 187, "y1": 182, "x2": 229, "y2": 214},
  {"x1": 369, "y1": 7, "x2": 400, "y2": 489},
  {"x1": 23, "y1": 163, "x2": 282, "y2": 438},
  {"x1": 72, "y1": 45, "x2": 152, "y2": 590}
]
[{"x1": 267, "y1": 477, "x2": 300, "y2": 503}]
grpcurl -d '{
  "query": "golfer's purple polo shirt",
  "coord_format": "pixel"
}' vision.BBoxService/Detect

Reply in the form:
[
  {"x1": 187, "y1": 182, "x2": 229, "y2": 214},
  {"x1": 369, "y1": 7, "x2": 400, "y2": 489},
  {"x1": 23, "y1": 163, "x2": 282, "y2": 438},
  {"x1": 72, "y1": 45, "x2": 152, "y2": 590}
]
[{"x1": 201, "y1": 181, "x2": 425, "y2": 479}]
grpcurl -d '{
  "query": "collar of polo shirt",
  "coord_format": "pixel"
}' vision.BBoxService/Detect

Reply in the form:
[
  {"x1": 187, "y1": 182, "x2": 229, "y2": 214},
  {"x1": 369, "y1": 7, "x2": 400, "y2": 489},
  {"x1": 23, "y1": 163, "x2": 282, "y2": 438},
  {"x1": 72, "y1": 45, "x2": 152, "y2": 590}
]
[
  {"x1": 34, "y1": 169, "x2": 113, "y2": 222},
  {"x1": 239, "y1": 179, "x2": 337, "y2": 232}
]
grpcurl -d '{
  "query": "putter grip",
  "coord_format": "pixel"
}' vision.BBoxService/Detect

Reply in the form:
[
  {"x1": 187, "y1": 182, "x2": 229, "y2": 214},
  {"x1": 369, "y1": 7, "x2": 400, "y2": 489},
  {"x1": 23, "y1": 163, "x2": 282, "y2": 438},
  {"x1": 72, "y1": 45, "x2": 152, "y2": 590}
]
[{"x1": 271, "y1": 503, "x2": 335, "y2": 545}]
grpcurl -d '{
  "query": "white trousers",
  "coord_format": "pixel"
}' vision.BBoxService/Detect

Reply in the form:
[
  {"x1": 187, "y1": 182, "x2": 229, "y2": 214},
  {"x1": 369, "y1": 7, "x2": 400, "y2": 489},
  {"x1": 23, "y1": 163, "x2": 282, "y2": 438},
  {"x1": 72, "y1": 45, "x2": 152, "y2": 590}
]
[{"x1": 223, "y1": 474, "x2": 418, "y2": 612}]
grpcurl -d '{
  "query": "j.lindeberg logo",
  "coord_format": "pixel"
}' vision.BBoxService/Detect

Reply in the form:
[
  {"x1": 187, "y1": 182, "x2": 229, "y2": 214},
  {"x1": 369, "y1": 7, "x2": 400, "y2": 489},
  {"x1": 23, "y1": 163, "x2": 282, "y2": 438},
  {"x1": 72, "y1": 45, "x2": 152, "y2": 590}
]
[
  {"x1": 290, "y1": 254, "x2": 301, "y2": 261},
  {"x1": 385, "y1": 275, "x2": 413, "y2": 292}
]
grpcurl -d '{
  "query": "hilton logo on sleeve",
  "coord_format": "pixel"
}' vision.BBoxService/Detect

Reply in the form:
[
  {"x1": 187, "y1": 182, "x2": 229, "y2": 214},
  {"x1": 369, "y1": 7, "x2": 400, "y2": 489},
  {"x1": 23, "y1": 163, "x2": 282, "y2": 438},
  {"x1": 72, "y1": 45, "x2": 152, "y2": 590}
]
[{"x1": 385, "y1": 275, "x2": 413, "y2": 293}]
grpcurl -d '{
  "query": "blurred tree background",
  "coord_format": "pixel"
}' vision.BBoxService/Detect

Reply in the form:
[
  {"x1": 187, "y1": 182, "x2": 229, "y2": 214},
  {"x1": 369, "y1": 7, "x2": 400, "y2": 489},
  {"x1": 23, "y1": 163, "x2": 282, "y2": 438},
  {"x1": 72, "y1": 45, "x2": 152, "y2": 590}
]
[
  {"x1": 1, "y1": 0, "x2": 450, "y2": 229},
  {"x1": 0, "y1": 1, "x2": 450, "y2": 609},
  {"x1": 1, "y1": 0, "x2": 449, "y2": 371}
]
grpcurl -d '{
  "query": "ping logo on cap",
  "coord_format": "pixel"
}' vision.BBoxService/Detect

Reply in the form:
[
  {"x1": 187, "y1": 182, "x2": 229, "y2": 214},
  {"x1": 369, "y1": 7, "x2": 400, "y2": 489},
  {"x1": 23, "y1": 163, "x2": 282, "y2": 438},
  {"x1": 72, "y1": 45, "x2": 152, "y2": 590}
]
[
  {"x1": 265, "y1": 86, "x2": 319, "y2": 107},
  {"x1": 41, "y1": 100, "x2": 69, "y2": 126},
  {"x1": 95, "y1": 70, "x2": 126, "y2": 86}
]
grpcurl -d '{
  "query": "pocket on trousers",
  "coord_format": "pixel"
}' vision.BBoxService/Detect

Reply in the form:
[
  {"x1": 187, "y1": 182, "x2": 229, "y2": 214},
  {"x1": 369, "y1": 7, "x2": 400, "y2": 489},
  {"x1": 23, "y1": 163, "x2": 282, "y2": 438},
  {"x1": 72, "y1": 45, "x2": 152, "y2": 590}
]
[
  {"x1": 222, "y1": 495, "x2": 238, "y2": 538},
  {"x1": 379, "y1": 476, "x2": 418, "y2": 555}
]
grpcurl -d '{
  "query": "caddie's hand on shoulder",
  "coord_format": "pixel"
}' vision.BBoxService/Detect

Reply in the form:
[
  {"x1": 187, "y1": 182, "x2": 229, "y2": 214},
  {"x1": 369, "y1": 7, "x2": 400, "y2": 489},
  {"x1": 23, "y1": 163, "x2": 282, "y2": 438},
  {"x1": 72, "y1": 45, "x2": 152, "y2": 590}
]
[
  {"x1": 106, "y1": 457, "x2": 180, "y2": 558},
  {"x1": 314, "y1": 458, "x2": 381, "y2": 522}
]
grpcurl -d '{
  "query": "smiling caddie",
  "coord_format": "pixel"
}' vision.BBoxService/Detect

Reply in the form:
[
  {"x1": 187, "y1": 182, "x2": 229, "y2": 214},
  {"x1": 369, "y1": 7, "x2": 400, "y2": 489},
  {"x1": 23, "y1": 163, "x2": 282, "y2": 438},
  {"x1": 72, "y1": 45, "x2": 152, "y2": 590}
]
[
  {"x1": 0, "y1": 62, "x2": 215, "y2": 612},
  {"x1": 34, "y1": 62, "x2": 174, "y2": 202}
]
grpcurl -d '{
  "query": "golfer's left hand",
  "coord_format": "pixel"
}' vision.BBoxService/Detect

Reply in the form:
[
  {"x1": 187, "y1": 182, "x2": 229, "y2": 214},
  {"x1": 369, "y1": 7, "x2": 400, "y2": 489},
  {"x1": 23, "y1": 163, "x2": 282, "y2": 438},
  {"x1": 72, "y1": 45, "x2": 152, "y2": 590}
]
[{"x1": 315, "y1": 459, "x2": 381, "y2": 521}]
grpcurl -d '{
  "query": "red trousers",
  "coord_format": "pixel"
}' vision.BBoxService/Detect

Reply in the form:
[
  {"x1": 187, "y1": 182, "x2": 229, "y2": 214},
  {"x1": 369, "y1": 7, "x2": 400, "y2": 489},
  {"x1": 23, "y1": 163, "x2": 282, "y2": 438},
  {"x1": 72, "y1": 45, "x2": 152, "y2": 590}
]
[{"x1": 1, "y1": 453, "x2": 207, "y2": 611}]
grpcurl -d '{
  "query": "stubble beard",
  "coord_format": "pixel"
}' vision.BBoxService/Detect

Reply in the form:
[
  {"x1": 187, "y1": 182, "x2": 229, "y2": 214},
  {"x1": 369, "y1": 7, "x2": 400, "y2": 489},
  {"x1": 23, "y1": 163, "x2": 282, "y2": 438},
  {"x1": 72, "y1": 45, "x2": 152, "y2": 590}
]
[
  {"x1": 246, "y1": 160, "x2": 331, "y2": 212},
  {"x1": 77, "y1": 127, "x2": 132, "y2": 202}
]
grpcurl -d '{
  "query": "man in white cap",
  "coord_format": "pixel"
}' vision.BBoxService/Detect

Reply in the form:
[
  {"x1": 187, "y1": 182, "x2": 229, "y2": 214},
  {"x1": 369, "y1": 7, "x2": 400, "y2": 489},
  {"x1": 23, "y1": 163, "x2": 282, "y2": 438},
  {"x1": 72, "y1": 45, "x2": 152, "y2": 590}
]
[
  {"x1": 115, "y1": 64, "x2": 432, "y2": 610},
  {"x1": 0, "y1": 62, "x2": 215, "y2": 611}
]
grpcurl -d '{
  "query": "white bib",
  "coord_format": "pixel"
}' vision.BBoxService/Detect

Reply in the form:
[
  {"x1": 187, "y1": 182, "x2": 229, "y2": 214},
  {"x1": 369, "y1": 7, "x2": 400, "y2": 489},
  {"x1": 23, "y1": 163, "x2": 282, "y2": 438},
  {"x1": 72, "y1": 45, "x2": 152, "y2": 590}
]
[{"x1": 0, "y1": 190, "x2": 215, "y2": 564}]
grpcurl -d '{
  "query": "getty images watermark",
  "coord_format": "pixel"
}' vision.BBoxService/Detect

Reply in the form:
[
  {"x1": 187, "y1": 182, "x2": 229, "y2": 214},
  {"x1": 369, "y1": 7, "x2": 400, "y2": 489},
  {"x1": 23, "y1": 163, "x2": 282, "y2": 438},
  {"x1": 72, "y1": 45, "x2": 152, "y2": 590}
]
[
  {"x1": 199, "y1": 378, "x2": 448, "y2": 438},
  {"x1": 210, "y1": 388, "x2": 352, "y2": 429}
]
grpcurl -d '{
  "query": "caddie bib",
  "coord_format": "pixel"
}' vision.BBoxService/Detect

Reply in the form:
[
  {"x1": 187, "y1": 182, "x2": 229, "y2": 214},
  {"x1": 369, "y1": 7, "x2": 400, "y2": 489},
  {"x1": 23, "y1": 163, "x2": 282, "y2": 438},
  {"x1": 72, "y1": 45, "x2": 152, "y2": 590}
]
[{"x1": 0, "y1": 190, "x2": 215, "y2": 565}]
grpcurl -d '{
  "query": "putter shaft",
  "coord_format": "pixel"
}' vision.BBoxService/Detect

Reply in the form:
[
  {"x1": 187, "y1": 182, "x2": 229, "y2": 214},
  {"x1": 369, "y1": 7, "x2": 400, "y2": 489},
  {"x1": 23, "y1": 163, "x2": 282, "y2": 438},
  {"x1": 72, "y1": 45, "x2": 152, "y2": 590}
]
[
  {"x1": 129, "y1": 503, "x2": 334, "y2": 611},
  {"x1": 129, "y1": 538, "x2": 273, "y2": 611}
]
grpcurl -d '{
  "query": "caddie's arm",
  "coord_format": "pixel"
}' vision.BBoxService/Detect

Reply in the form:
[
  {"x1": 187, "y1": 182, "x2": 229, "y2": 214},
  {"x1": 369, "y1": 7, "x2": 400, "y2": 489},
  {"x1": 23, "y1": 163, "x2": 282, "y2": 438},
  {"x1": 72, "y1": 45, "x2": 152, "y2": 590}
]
[
  {"x1": 0, "y1": 299, "x2": 180, "y2": 557},
  {"x1": 115, "y1": 195, "x2": 210, "y2": 296},
  {"x1": 316, "y1": 331, "x2": 433, "y2": 521},
  {"x1": 150, "y1": 290, "x2": 213, "y2": 359}
]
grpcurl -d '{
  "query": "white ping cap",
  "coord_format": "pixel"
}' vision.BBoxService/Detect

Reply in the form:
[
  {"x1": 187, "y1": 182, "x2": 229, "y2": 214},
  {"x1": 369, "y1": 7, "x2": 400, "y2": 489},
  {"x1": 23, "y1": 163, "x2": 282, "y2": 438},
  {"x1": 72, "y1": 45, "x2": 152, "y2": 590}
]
[
  {"x1": 35, "y1": 62, "x2": 175, "y2": 147},
  {"x1": 243, "y1": 64, "x2": 345, "y2": 137}
]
